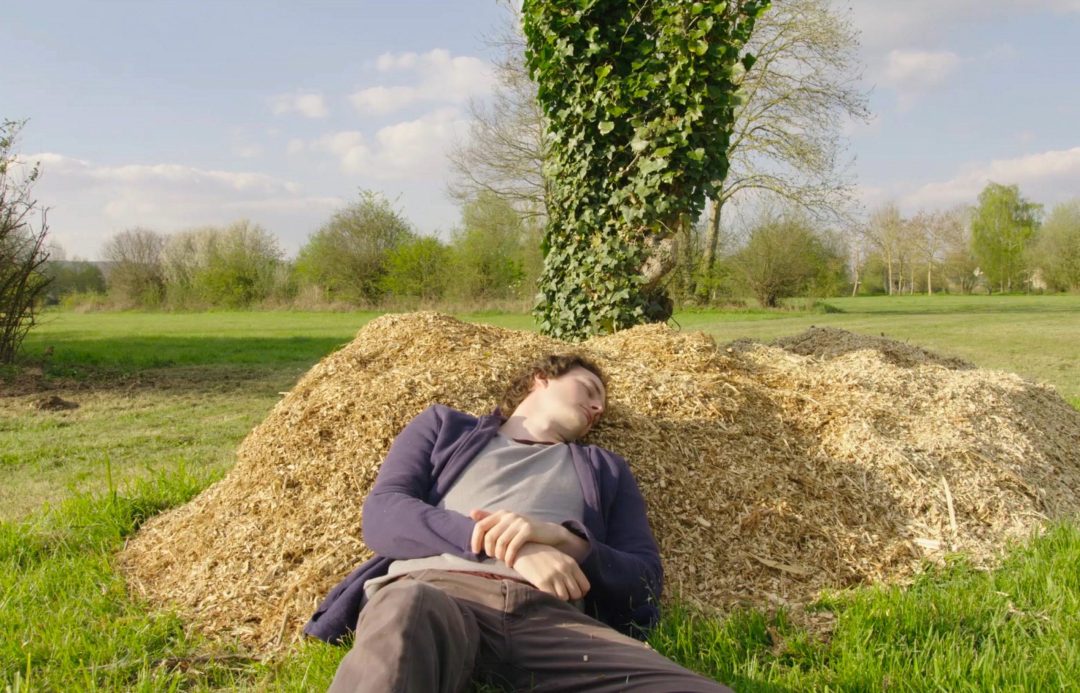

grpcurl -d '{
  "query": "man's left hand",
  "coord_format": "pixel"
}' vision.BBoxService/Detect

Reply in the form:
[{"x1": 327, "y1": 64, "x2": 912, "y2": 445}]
[{"x1": 469, "y1": 509, "x2": 585, "y2": 566}]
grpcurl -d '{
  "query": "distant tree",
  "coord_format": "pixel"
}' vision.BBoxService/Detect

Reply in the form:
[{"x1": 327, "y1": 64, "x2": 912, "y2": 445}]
[
  {"x1": 971, "y1": 182, "x2": 1042, "y2": 293},
  {"x1": 294, "y1": 191, "x2": 413, "y2": 305},
  {"x1": 1027, "y1": 199, "x2": 1080, "y2": 292},
  {"x1": 731, "y1": 208, "x2": 845, "y2": 307},
  {"x1": 699, "y1": 0, "x2": 870, "y2": 282},
  {"x1": 447, "y1": 1, "x2": 549, "y2": 222},
  {"x1": 928, "y1": 206, "x2": 979, "y2": 294},
  {"x1": 102, "y1": 227, "x2": 167, "y2": 306},
  {"x1": 0, "y1": 119, "x2": 51, "y2": 363},
  {"x1": 381, "y1": 236, "x2": 451, "y2": 302},
  {"x1": 862, "y1": 204, "x2": 916, "y2": 295},
  {"x1": 161, "y1": 220, "x2": 284, "y2": 308},
  {"x1": 43, "y1": 260, "x2": 106, "y2": 304},
  {"x1": 449, "y1": 192, "x2": 527, "y2": 302}
]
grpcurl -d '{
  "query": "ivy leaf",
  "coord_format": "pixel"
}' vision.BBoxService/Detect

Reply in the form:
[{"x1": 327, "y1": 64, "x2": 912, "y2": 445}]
[{"x1": 598, "y1": 121, "x2": 615, "y2": 135}]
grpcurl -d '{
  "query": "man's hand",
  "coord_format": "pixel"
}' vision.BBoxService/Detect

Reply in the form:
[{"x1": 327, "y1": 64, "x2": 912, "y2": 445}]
[
  {"x1": 469, "y1": 509, "x2": 589, "y2": 565},
  {"x1": 511, "y1": 543, "x2": 591, "y2": 601}
]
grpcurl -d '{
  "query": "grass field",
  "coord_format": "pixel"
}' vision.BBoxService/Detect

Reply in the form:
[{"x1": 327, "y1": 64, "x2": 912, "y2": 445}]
[{"x1": 2, "y1": 295, "x2": 1078, "y2": 690}]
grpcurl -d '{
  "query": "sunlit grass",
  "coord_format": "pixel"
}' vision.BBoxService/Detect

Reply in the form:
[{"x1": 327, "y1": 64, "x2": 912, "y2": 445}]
[{"x1": 2, "y1": 297, "x2": 1078, "y2": 689}]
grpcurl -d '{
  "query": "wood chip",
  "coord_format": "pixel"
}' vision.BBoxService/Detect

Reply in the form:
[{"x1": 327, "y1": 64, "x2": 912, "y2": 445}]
[{"x1": 117, "y1": 313, "x2": 1080, "y2": 655}]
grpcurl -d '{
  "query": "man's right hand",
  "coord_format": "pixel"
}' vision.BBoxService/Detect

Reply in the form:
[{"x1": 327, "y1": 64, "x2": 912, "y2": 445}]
[{"x1": 511, "y1": 543, "x2": 591, "y2": 602}]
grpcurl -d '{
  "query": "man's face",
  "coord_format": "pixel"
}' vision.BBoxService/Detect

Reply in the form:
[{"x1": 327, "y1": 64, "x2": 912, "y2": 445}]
[{"x1": 530, "y1": 366, "x2": 607, "y2": 441}]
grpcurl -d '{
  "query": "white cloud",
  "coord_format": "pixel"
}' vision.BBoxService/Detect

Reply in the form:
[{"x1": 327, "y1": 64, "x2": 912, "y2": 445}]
[
  {"x1": 270, "y1": 91, "x2": 329, "y2": 118},
  {"x1": 349, "y1": 49, "x2": 494, "y2": 115},
  {"x1": 28, "y1": 153, "x2": 342, "y2": 258},
  {"x1": 311, "y1": 107, "x2": 469, "y2": 180},
  {"x1": 881, "y1": 50, "x2": 961, "y2": 108},
  {"x1": 852, "y1": 0, "x2": 1080, "y2": 55},
  {"x1": 349, "y1": 86, "x2": 420, "y2": 115},
  {"x1": 233, "y1": 143, "x2": 263, "y2": 159},
  {"x1": 897, "y1": 147, "x2": 1080, "y2": 211}
]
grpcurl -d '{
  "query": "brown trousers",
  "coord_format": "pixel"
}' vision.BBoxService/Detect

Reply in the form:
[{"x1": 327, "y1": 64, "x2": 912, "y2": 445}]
[{"x1": 327, "y1": 569, "x2": 732, "y2": 693}]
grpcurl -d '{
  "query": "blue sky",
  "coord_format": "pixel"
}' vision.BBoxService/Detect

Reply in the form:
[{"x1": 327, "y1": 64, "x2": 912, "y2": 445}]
[{"x1": 4, "y1": 0, "x2": 1079, "y2": 259}]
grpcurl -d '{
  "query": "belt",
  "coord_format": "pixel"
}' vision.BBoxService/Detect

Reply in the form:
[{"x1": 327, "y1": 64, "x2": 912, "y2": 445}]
[{"x1": 452, "y1": 570, "x2": 533, "y2": 586}]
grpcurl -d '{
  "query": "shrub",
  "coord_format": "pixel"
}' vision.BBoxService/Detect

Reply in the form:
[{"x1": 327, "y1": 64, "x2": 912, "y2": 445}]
[{"x1": 294, "y1": 191, "x2": 413, "y2": 305}]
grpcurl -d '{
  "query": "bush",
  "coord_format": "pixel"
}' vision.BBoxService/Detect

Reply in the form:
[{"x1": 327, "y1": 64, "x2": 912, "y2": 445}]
[
  {"x1": 731, "y1": 210, "x2": 849, "y2": 308},
  {"x1": 381, "y1": 236, "x2": 451, "y2": 302},
  {"x1": 161, "y1": 221, "x2": 285, "y2": 308},
  {"x1": 1027, "y1": 199, "x2": 1080, "y2": 292},
  {"x1": 448, "y1": 192, "x2": 528, "y2": 302},
  {"x1": 42, "y1": 261, "x2": 106, "y2": 305},
  {"x1": 101, "y1": 228, "x2": 167, "y2": 308},
  {"x1": 1, "y1": 119, "x2": 51, "y2": 363},
  {"x1": 294, "y1": 191, "x2": 413, "y2": 305},
  {"x1": 58, "y1": 290, "x2": 111, "y2": 312}
]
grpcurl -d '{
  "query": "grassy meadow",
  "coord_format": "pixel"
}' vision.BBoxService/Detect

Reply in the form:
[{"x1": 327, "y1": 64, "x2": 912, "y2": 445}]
[{"x1": 2, "y1": 295, "x2": 1078, "y2": 690}]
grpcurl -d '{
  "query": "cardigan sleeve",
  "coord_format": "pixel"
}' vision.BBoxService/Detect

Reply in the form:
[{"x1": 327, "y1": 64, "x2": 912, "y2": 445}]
[
  {"x1": 361, "y1": 405, "x2": 483, "y2": 561},
  {"x1": 561, "y1": 449, "x2": 663, "y2": 636}
]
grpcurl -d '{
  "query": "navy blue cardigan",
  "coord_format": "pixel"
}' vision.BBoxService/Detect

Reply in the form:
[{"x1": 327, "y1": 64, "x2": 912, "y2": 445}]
[{"x1": 303, "y1": 404, "x2": 663, "y2": 644}]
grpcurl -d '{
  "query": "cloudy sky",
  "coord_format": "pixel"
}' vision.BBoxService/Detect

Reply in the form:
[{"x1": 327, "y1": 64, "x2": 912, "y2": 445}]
[{"x1": 4, "y1": 0, "x2": 1078, "y2": 259}]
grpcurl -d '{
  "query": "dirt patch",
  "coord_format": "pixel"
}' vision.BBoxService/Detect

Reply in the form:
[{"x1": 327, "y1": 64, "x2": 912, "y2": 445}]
[
  {"x1": 29, "y1": 394, "x2": 79, "y2": 411},
  {"x1": 772, "y1": 326, "x2": 974, "y2": 369},
  {"x1": 118, "y1": 314, "x2": 1080, "y2": 654}
]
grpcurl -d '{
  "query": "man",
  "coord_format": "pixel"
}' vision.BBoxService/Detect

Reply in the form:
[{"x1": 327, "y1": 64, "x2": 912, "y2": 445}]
[{"x1": 305, "y1": 354, "x2": 731, "y2": 692}]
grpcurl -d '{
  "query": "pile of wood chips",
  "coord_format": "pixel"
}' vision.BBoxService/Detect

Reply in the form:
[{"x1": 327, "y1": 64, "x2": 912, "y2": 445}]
[{"x1": 118, "y1": 312, "x2": 1080, "y2": 655}]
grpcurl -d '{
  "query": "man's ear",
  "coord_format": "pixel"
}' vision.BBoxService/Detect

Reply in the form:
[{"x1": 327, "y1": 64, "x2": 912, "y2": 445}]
[{"x1": 530, "y1": 372, "x2": 548, "y2": 391}]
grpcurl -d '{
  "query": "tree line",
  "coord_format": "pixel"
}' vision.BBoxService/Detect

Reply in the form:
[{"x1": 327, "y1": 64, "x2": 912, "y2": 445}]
[
  {"x1": 5, "y1": 0, "x2": 1080, "y2": 362},
  {"x1": 51, "y1": 190, "x2": 544, "y2": 311},
  {"x1": 44, "y1": 176, "x2": 1077, "y2": 316},
  {"x1": 856, "y1": 184, "x2": 1079, "y2": 297}
]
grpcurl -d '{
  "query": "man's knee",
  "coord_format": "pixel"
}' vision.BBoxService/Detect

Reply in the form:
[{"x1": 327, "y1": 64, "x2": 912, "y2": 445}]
[{"x1": 359, "y1": 577, "x2": 470, "y2": 639}]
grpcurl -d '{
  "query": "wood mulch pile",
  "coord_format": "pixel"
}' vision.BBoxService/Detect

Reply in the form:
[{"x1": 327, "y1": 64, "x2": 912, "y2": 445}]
[{"x1": 118, "y1": 312, "x2": 1080, "y2": 654}]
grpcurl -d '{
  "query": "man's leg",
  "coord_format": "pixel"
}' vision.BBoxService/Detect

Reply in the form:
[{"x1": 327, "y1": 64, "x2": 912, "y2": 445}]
[
  {"x1": 501, "y1": 582, "x2": 733, "y2": 693},
  {"x1": 327, "y1": 575, "x2": 481, "y2": 693}
]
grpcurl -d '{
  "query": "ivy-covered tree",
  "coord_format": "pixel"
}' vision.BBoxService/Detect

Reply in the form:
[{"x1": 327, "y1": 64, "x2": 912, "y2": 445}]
[{"x1": 522, "y1": 0, "x2": 769, "y2": 339}]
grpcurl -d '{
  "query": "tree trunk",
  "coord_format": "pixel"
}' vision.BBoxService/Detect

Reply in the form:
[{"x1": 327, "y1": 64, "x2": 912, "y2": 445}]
[
  {"x1": 640, "y1": 234, "x2": 678, "y2": 291},
  {"x1": 701, "y1": 197, "x2": 722, "y2": 272}
]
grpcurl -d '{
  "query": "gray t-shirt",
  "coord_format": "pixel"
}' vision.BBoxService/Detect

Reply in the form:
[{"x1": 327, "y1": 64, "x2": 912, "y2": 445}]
[{"x1": 364, "y1": 432, "x2": 586, "y2": 597}]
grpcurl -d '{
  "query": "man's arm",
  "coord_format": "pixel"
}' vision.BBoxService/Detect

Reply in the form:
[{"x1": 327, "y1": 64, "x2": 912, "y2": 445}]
[
  {"x1": 468, "y1": 451, "x2": 662, "y2": 616},
  {"x1": 561, "y1": 459, "x2": 663, "y2": 618},
  {"x1": 361, "y1": 406, "x2": 483, "y2": 561}
]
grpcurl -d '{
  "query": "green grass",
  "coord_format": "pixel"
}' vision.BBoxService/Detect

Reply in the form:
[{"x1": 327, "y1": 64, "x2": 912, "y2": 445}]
[
  {"x1": 2, "y1": 297, "x2": 1079, "y2": 689},
  {"x1": 650, "y1": 522, "x2": 1080, "y2": 691},
  {"x1": 3, "y1": 475, "x2": 1076, "y2": 690}
]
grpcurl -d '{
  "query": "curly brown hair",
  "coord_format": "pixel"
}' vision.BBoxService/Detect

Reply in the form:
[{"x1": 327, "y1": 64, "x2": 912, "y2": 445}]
[{"x1": 499, "y1": 353, "x2": 608, "y2": 416}]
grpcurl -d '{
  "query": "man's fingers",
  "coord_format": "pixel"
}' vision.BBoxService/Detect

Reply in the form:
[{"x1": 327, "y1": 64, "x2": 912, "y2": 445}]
[
  {"x1": 504, "y1": 532, "x2": 530, "y2": 566},
  {"x1": 573, "y1": 565, "x2": 590, "y2": 597},
  {"x1": 470, "y1": 522, "x2": 486, "y2": 555},
  {"x1": 484, "y1": 517, "x2": 515, "y2": 558}
]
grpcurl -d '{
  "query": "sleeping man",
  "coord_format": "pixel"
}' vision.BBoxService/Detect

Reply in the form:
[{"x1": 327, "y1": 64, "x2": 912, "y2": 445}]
[{"x1": 305, "y1": 353, "x2": 731, "y2": 692}]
